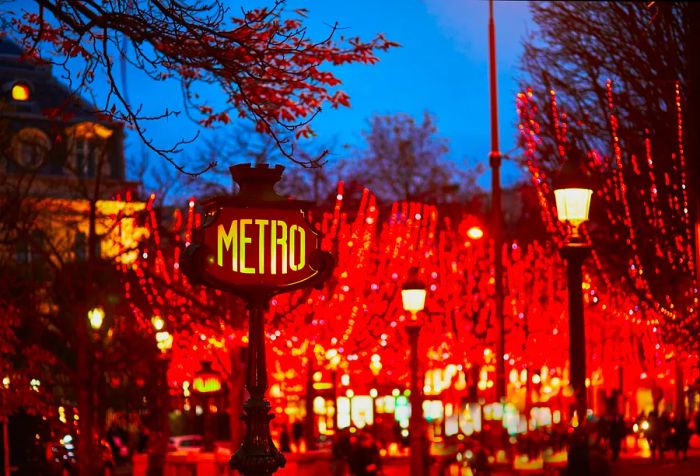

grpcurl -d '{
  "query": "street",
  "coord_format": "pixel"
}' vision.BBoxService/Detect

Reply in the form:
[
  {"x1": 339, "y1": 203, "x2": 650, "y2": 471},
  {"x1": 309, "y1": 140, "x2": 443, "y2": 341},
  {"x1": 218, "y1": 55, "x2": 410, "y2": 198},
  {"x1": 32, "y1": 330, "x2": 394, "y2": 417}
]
[{"x1": 611, "y1": 454, "x2": 700, "y2": 476}]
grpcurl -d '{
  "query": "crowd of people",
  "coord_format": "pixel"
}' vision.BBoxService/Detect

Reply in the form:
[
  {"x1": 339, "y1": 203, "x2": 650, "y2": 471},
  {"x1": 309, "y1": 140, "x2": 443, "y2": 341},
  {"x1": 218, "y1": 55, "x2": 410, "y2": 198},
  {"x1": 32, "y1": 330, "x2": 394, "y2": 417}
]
[
  {"x1": 273, "y1": 407, "x2": 700, "y2": 476},
  {"x1": 593, "y1": 409, "x2": 694, "y2": 462},
  {"x1": 105, "y1": 413, "x2": 149, "y2": 465},
  {"x1": 635, "y1": 410, "x2": 692, "y2": 461},
  {"x1": 332, "y1": 430, "x2": 383, "y2": 476}
]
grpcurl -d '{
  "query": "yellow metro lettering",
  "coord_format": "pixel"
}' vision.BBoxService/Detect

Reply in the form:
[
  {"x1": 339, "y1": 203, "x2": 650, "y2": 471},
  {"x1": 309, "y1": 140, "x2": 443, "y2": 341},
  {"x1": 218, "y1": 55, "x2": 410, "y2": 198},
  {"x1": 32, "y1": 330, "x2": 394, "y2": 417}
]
[
  {"x1": 289, "y1": 224, "x2": 305, "y2": 271},
  {"x1": 239, "y1": 219, "x2": 254, "y2": 274},
  {"x1": 217, "y1": 221, "x2": 238, "y2": 271},
  {"x1": 255, "y1": 219, "x2": 269, "y2": 273},
  {"x1": 272, "y1": 220, "x2": 288, "y2": 275}
]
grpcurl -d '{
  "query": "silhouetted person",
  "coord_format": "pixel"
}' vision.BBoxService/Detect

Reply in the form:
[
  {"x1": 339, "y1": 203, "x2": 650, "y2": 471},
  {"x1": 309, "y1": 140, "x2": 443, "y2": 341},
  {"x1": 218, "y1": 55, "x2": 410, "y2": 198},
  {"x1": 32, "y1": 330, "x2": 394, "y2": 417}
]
[
  {"x1": 608, "y1": 414, "x2": 625, "y2": 461},
  {"x1": 472, "y1": 446, "x2": 491, "y2": 476},
  {"x1": 106, "y1": 420, "x2": 128, "y2": 464},
  {"x1": 291, "y1": 420, "x2": 304, "y2": 450},
  {"x1": 647, "y1": 411, "x2": 662, "y2": 462},
  {"x1": 673, "y1": 415, "x2": 690, "y2": 460},
  {"x1": 332, "y1": 429, "x2": 353, "y2": 476},
  {"x1": 348, "y1": 431, "x2": 382, "y2": 476},
  {"x1": 279, "y1": 426, "x2": 291, "y2": 453}
]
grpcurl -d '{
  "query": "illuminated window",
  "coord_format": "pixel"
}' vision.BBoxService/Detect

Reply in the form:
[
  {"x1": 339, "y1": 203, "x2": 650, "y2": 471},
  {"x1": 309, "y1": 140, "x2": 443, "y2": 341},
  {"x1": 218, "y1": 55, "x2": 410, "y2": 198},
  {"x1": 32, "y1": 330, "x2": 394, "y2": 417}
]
[
  {"x1": 12, "y1": 128, "x2": 50, "y2": 170},
  {"x1": 11, "y1": 82, "x2": 30, "y2": 101},
  {"x1": 66, "y1": 122, "x2": 113, "y2": 177}
]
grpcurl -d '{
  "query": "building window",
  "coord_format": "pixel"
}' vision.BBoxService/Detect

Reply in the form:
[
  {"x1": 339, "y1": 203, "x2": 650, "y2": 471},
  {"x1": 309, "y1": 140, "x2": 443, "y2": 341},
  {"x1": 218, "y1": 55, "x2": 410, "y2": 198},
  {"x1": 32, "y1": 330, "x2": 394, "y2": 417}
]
[
  {"x1": 16, "y1": 230, "x2": 44, "y2": 264},
  {"x1": 11, "y1": 81, "x2": 31, "y2": 101},
  {"x1": 12, "y1": 128, "x2": 51, "y2": 170},
  {"x1": 74, "y1": 231, "x2": 87, "y2": 262},
  {"x1": 66, "y1": 122, "x2": 113, "y2": 177}
]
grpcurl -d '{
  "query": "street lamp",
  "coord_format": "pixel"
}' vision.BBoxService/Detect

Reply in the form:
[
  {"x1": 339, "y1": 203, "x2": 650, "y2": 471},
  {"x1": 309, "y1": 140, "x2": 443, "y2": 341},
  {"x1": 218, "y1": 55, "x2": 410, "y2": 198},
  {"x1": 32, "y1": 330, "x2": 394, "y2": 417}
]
[
  {"x1": 148, "y1": 318, "x2": 173, "y2": 476},
  {"x1": 402, "y1": 268, "x2": 426, "y2": 476},
  {"x1": 192, "y1": 361, "x2": 223, "y2": 453},
  {"x1": 325, "y1": 349, "x2": 342, "y2": 432},
  {"x1": 88, "y1": 306, "x2": 105, "y2": 330},
  {"x1": 369, "y1": 354, "x2": 382, "y2": 424},
  {"x1": 553, "y1": 155, "x2": 594, "y2": 476}
]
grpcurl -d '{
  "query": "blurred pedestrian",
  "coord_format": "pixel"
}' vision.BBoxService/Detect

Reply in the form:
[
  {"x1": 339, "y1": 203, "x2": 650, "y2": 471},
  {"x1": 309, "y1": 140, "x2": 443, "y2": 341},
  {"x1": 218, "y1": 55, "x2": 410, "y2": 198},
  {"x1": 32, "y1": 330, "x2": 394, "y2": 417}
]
[
  {"x1": 647, "y1": 411, "x2": 663, "y2": 462},
  {"x1": 673, "y1": 414, "x2": 690, "y2": 460},
  {"x1": 279, "y1": 425, "x2": 291, "y2": 453},
  {"x1": 472, "y1": 445, "x2": 490, "y2": 476},
  {"x1": 608, "y1": 413, "x2": 625, "y2": 461},
  {"x1": 348, "y1": 431, "x2": 382, "y2": 476},
  {"x1": 291, "y1": 420, "x2": 304, "y2": 452},
  {"x1": 332, "y1": 429, "x2": 353, "y2": 476}
]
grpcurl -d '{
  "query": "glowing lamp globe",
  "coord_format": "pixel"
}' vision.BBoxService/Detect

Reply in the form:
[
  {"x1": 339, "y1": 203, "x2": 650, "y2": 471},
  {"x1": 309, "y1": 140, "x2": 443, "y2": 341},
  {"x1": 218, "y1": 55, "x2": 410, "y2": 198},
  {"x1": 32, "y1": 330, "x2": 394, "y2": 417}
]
[
  {"x1": 552, "y1": 156, "x2": 595, "y2": 240},
  {"x1": 11, "y1": 82, "x2": 30, "y2": 101},
  {"x1": 156, "y1": 331, "x2": 173, "y2": 352},
  {"x1": 88, "y1": 307, "x2": 105, "y2": 330},
  {"x1": 401, "y1": 273, "x2": 426, "y2": 316},
  {"x1": 466, "y1": 226, "x2": 484, "y2": 240},
  {"x1": 192, "y1": 361, "x2": 223, "y2": 395}
]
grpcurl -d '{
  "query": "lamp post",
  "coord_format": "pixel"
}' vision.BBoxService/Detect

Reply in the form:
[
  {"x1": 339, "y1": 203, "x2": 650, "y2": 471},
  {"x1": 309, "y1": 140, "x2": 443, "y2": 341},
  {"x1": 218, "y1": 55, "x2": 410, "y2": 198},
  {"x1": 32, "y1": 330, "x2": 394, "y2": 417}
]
[
  {"x1": 325, "y1": 349, "x2": 342, "y2": 432},
  {"x1": 553, "y1": 156, "x2": 594, "y2": 476},
  {"x1": 488, "y1": 0, "x2": 506, "y2": 402},
  {"x1": 149, "y1": 316, "x2": 173, "y2": 476},
  {"x1": 369, "y1": 354, "x2": 382, "y2": 424},
  {"x1": 402, "y1": 269, "x2": 427, "y2": 476},
  {"x1": 88, "y1": 306, "x2": 105, "y2": 331},
  {"x1": 192, "y1": 361, "x2": 223, "y2": 453}
]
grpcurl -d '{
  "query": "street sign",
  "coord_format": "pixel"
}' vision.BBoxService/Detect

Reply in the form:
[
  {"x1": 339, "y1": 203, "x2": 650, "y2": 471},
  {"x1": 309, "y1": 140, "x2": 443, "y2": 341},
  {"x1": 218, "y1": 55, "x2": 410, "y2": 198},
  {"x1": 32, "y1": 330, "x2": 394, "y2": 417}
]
[{"x1": 182, "y1": 163, "x2": 334, "y2": 297}]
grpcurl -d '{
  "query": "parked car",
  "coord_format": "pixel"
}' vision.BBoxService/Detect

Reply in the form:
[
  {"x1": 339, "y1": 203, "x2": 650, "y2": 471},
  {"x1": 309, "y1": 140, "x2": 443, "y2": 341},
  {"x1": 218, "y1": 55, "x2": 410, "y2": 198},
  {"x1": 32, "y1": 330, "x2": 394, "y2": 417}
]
[{"x1": 168, "y1": 435, "x2": 204, "y2": 453}]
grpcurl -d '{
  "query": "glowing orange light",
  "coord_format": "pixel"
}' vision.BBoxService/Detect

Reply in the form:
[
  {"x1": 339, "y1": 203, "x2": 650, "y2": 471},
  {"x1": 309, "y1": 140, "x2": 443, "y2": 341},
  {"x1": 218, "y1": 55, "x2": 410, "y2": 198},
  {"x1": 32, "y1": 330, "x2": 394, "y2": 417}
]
[
  {"x1": 466, "y1": 226, "x2": 484, "y2": 240},
  {"x1": 12, "y1": 82, "x2": 30, "y2": 101}
]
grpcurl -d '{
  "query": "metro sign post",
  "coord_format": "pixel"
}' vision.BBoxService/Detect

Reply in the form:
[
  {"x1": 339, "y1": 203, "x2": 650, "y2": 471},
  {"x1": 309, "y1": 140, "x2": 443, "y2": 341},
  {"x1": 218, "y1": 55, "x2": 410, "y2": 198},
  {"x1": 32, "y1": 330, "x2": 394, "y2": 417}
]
[{"x1": 182, "y1": 164, "x2": 334, "y2": 476}]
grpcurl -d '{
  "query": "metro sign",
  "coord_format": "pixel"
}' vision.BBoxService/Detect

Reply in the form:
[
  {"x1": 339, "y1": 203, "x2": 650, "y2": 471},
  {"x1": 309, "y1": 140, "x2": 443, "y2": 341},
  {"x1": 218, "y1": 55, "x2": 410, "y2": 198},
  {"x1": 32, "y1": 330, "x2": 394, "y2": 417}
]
[
  {"x1": 182, "y1": 164, "x2": 333, "y2": 296},
  {"x1": 204, "y1": 207, "x2": 320, "y2": 288}
]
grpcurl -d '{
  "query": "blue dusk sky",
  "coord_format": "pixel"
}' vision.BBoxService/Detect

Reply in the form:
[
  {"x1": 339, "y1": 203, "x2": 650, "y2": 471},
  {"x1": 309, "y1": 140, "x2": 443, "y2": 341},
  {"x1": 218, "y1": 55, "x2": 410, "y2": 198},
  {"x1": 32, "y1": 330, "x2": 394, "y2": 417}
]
[
  {"x1": 109, "y1": 0, "x2": 535, "y2": 192},
  {"x1": 22, "y1": 0, "x2": 533, "y2": 192}
]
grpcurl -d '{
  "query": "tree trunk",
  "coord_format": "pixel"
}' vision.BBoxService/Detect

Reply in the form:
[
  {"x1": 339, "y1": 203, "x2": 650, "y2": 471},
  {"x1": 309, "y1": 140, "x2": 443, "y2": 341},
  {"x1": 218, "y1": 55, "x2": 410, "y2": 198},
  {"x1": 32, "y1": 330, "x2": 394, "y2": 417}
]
[
  {"x1": 686, "y1": 4, "x2": 700, "y2": 380},
  {"x1": 3, "y1": 416, "x2": 9, "y2": 476},
  {"x1": 147, "y1": 358, "x2": 170, "y2": 476},
  {"x1": 76, "y1": 317, "x2": 98, "y2": 476},
  {"x1": 77, "y1": 197, "x2": 100, "y2": 476}
]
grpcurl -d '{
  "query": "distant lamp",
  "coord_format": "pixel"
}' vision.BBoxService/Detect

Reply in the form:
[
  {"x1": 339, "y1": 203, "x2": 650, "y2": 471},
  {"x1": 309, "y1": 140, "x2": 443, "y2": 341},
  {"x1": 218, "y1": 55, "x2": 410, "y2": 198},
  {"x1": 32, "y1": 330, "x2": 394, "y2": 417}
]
[
  {"x1": 156, "y1": 331, "x2": 173, "y2": 352},
  {"x1": 151, "y1": 315, "x2": 165, "y2": 331},
  {"x1": 326, "y1": 348, "x2": 341, "y2": 370},
  {"x1": 192, "y1": 361, "x2": 223, "y2": 395},
  {"x1": 88, "y1": 307, "x2": 105, "y2": 330},
  {"x1": 11, "y1": 82, "x2": 30, "y2": 101},
  {"x1": 466, "y1": 226, "x2": 484, "y2": 240},
  {"x1": 553, "y1": 156, "x2": 594, "y2": 241},
  {"x1": 401, "y1": 268, "x2": 426, "y2": 319},
  {"x1": 369, "y1": 354, "x2": 383, "y2": 377}
]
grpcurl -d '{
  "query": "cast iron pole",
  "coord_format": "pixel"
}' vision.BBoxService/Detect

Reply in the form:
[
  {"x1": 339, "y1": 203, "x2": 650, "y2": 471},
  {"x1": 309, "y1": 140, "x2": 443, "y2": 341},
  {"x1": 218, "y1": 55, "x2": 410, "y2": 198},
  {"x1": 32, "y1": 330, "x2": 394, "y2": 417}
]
[
  {"x1": 407, "y1": 324, "x2": 424, "y2": 476},
  {"x1": 561, "y1": 245, "x2": 590, "y2": 476},
  {"x1": 488, "y1": 0, "x2": 506, "y2": 401},
  {"x1": 230, "y1": 298, "x2": 285, "y2": 476}
]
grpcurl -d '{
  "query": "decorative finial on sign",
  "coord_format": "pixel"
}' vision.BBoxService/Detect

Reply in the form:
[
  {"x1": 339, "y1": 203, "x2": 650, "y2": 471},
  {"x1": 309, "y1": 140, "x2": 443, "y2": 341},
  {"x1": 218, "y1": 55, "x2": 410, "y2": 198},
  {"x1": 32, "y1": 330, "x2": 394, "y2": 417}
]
[{"x1": 230, "y1": 164, "x2": 285, "y2": 202}]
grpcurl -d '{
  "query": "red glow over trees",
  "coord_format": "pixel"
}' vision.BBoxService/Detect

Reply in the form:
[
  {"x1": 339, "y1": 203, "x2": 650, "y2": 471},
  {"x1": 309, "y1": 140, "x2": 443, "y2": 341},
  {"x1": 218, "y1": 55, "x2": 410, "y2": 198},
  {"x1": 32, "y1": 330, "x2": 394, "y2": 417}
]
[{"x1": 126, "y1": 179, "x2": 690, "y2": 411}]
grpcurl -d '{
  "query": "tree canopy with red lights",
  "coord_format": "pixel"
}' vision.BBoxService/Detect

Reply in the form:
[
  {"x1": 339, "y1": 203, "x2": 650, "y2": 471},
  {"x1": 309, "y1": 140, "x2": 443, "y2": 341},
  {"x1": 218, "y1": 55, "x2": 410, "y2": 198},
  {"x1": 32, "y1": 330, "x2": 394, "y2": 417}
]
[{"x1": 4, "y1": 0, "x2": 397, "y2": 170}]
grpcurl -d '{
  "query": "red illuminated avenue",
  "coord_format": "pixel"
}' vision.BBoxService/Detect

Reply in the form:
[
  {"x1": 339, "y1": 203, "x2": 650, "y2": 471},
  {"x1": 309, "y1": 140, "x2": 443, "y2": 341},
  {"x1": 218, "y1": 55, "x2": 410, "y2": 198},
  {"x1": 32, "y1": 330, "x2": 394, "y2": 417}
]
[{"x1": 1, "y1": 2, "x2": 699, "y2": 476}]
